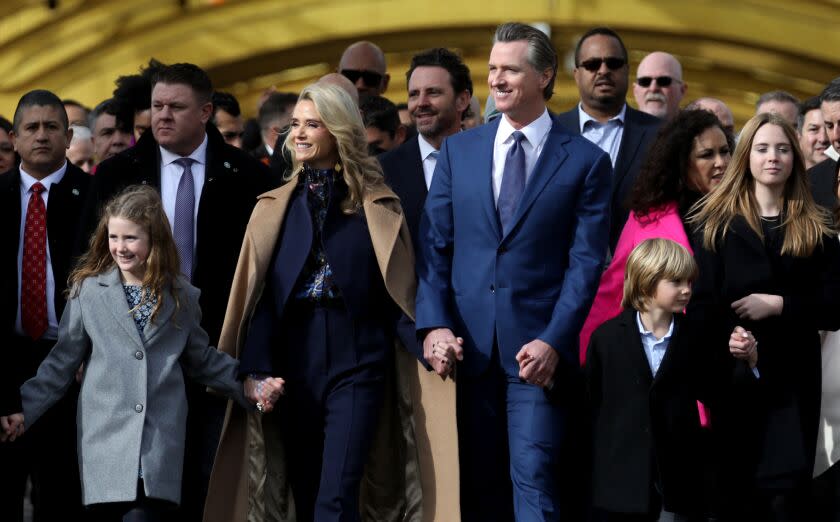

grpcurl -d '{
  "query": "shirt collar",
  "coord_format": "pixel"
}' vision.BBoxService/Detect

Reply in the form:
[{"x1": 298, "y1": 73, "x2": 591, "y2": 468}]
[
  {"x1": 417, "y1": 134, "x2": 438, "y2": 160},
  {"x1": 19, "y1": 160, "x2": 68, "y2": 192},
  {"x1": 160, "y1": 133, "x2": 209, "y2": 167},
  {"x1": 578, "y1": 103, "x2": 627, "y2": 133},
  {"x1": 635, "y1": 310, "x2": 674, "y2": 340},
  {"x1": 496, "y1": 108, "x2": 552, "y2": 148}
]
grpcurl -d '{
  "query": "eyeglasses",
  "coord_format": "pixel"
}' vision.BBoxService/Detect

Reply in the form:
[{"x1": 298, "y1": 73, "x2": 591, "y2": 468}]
[
  {"x1": 340, "y1": 69, "x2": 384, "y2": 88},
  {"x1": 636, "y1": 76, "x2": 679, "y2": 88},
  {"x1": 577, "y1": 57, "x2": 626, "y2": 72}
]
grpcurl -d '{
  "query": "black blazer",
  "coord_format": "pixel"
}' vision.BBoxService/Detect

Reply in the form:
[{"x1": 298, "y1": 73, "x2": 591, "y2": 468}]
[
  {"x1": 555, "y1": 105, "x2": 661, "y2": 249},
  {"x1": 687, "y1": 217, "x2": 840, "y2": 495},
  {"x1": 586, "y1": 309, "x2": 710, "y2": 515},
  {"x1": 378, "y1": 136, "x2": 427, "y2": 249},
  {"x1": 0, "y1": 163, "x2": 90, "y2": 413},
  {"x1": 81, "y1": 124, "x2": 278, "y2": 345},
  {"x1": 808, "y1": 158, "x2": 838, "y2": 214}
]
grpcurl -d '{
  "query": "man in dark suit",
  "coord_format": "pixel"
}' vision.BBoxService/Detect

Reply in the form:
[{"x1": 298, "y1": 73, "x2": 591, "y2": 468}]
[
  {"x1": 810, "y1": 78, "x2": 840, "y2": 213},
  {"x1": 415, "y1": 23, "x2": 612, "y2": 521},
  {"x1": 379, "y1": 47, "x2": 472, "y2": 247},
  {"x1": 0, "y1": 89, "x2": 89, "y2": 522},
  {"x1": 83, "y1": 63, "x2": 276, "y2": 522},
  {"x1": 555, "y1": 27, "x2": 661, "y2": 249}
]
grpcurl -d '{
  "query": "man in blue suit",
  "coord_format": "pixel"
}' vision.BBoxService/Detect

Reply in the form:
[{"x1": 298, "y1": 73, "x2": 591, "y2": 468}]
[{"x1": 415, "y1": 22, "x2": 612, "y2": 522}]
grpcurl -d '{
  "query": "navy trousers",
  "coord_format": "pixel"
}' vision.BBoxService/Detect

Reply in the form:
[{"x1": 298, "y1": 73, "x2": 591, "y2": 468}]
[
  {"x1": 457, "y1": 350, "x2": 578, "y2": 522},
  {"x1": 275, "y1": 303, "x2": 387, "y2": 522}
]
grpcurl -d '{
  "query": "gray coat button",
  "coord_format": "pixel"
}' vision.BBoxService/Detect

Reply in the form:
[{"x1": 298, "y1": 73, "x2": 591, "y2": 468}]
[
  {"x1": 135, "y1": 404, "x2": 143, "y2": 413},
  {"x1": 135, "y1": 351, "x2": 144, "y2": 360}
]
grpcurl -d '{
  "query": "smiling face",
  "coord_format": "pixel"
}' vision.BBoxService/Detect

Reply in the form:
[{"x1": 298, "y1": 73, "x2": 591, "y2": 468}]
[
  {"x1": 488, "y1": 40, "x2": 551, "y2": 127},
  {"x1": 799, "y1": 108, "x2": 829, "y2": 169},
  {"x1": 686, "y1": 126, "x2": 731, "y2": 194},
  {"x1": 11, "y1": 104, "x2": 72, "y2": 179},
  {"x1": 749, "y1": 123, "x2": 793, "y2": 192},
  {"x1": 108, "y1": 216, "x2": 150, "y2": 285},
  {"x1": 289, "y1": 99, "x2": 338, "y2": 169},
  {"x1": 408, "y1": 65, "x2": 468, "y2": 142}
]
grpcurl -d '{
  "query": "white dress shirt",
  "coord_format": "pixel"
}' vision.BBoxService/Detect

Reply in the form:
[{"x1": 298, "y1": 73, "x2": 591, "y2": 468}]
[
  {"x1": 16, "y1": 162, "x2": 68, "y2": 340},
  {"x1": 160, "y1": 134, "x2": 208, "y2": 251},
  {"x1": 579, "y1": 103, "x2": 626, "y2": 167},
  {"x1": 417, "y1": 134, "x2": 439, "y2": 190},
  {"x1": 636, "y1": 311, "x2": 674, "y2": 376},
  {"x1": 492, "y1": 109, "x2": 552, "y2": 205}
]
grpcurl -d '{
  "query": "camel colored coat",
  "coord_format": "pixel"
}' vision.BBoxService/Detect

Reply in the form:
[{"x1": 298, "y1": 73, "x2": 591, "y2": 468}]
[{"x1": 204, "y1": 180, "x2": 460, "y2": 522}]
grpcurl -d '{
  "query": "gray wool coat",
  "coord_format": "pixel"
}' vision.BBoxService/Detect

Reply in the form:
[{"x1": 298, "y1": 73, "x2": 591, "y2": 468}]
[{"x1": 20, "y1": 267, "x2": 251, "y2": 506}]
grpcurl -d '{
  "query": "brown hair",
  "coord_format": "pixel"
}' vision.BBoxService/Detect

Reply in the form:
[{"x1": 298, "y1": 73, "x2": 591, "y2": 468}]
[
  {"x1": 69, "y1": 185, "x2": 181, "y2": 322},
  {"x1": 621, "y1": 239, "x2": 698, "y2": 312},
  {"x1": 688, "y1": 112, "x2": 833, "y2": 256}
]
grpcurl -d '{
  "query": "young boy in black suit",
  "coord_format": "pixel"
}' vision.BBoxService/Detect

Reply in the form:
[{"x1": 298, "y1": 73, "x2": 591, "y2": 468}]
[{"x1": 585, "y1": 238, "x2": 756, "y2": 521}]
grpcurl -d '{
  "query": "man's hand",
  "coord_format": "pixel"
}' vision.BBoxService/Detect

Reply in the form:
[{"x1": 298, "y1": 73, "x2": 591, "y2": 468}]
[
  {"x1": 731, "y1": 294, "x2": 783, "y2": 321},
  {"x1": 244, "y1": 375, "x2": 286, "y2": 414},
  {"x1": 0, "y1": 414, "x2": 25, "y2": 442},
  {"x1": 729, "y1": 326, "x2": 758, "y2": 368},
  {"x1": 516, "y1": 339, "x2": 559, "y2": 388},
  {"x1": 423, "y1": 328, "x2": 464, "y2": 379}
]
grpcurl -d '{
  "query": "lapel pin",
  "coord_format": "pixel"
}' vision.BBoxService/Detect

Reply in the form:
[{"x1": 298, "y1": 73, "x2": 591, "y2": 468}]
[
  {"x1": 71, "y1": 188, "x2": 80, "y2": 196},
  {"x1": 224, "y1": 162, "x2": 231, "y2": 168},
  {"x1": 141, "y1": 180, "x2": 148, "y2": 185},
  {"x1": 208, "y1": 177, "x2": 215, "y2": 182}
]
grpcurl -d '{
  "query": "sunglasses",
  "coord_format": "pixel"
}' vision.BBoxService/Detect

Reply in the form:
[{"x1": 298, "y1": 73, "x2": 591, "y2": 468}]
[
  {"x1": 340, "y1": 69, "x2": 384, "y2": 88},
  {"x1": 636, "y1": 76, "x2": 679, "y2": 88},
  {"x1": 577, "y1": 57, "x2": 626, "y2": 72}
]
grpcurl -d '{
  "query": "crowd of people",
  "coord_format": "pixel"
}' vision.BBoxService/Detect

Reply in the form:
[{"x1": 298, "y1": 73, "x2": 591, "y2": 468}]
[{"x1": 0, "y1": 19, "x2": 838, "y2": 522}]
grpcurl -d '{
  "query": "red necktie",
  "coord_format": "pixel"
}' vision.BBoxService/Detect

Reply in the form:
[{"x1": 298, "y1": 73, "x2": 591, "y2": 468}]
[{"x1": 21, "y1": 182, "x2": 47, "y2": 340}]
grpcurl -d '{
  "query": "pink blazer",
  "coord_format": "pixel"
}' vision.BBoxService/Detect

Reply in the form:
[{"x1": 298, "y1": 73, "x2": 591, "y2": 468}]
[{"x1": 579, "y1": 202, "x2": 692, "y2": 363}]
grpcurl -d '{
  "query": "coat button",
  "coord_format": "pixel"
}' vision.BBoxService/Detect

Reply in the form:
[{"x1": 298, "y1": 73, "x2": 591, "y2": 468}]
[
  {"x1": 135, "y1": 404, "x2": 144, "y2": 413},
  {"x1": 490, "y1": 284, "x2": 495, "y2": 293},
  {"x1": 135, "y1": 351, "x2": 144, "y2": 360}
]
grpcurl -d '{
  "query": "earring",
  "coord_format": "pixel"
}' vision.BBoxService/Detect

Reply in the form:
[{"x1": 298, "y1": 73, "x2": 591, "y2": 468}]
[{"x1": 335, "y1": 162, "x2": 342, "y2": 173}]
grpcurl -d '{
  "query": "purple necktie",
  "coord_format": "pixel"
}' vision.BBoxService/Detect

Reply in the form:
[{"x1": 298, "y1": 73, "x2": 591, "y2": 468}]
[
  {"x1": 497, "y1": 131, "x2": 526, "y2": 235},
  {"x1": 174, "y1": 158, "x2": 195, "y2": 279}
]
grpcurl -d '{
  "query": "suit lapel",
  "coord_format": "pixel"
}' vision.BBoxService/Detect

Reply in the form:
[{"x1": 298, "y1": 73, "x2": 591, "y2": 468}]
[
  {"x1": 620, "y1": 310, "x2": 655, "y2": 385},
  {"x1": 503, "y1": 122, "x2": 570, "y2": 240},
  {"x1": 97, "y1": 268, "x2": 147, "y2": 351},
  {"x1": 475, "y1": 120, "x2": 502, "y2": 240},
  {"x1": 613, "y1": 108, "x2": 648, "y2": 194},
  {"x1": 652, "y1": 316, "x2": 681, "y2": 387}
]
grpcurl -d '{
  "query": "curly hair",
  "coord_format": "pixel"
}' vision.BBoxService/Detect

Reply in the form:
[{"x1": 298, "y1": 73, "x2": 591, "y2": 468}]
[{"x1": 627, "y1": 109, "x2": 734, "y2": 220}]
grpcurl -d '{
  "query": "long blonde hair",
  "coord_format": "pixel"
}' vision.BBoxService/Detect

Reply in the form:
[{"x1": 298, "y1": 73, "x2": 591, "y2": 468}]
[
  {"x1": 69, "y1": 185, "x2": 181, "y2": 322},
  {"x1": 282, "y1": 82, "x2": 386, "y2": 213},
  {"x1": 688, "y1": 112, "x2": 832, "y2": 256}
]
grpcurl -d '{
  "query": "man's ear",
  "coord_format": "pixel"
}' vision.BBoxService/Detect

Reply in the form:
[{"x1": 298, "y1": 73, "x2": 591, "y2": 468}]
[{"x1": 395, "y1": 124, "x2": 407, "y2": 146}]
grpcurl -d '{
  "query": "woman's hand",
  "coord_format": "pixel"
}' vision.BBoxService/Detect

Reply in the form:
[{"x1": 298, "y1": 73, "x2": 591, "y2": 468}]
[
  {"x1": 0, "y1": 414, "x2": 24, "y2": 442},
  {"x1": 731, "y1": 294, "x2": 783, "y2": 321},
  {"x1": 245, "y1": 375, "x2": 286, "y2": 413},
  {"x1": 729, "y1": 326, "x2": 758, "y2": 368}
]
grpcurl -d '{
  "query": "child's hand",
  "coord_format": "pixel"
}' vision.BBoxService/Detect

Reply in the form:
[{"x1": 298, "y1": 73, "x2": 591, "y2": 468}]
[
  {"x1": 0, "y1": 414, "x2": 25, "y2": 442},
  {"x1": 729, "y1": 326, "x2": 758, "y2": 368},
  {"x1": 245, "y1": 375, "x2": 285, "y2": 414}
]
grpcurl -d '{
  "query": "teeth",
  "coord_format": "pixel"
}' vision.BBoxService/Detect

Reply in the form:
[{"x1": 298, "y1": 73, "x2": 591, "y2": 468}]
[{"x1": 296, "y1": 143, "x2": 311, "y2": 148}]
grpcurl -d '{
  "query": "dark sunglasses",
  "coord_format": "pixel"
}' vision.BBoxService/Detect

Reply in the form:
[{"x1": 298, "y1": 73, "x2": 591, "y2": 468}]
[
  {"x1": 636, "y1": 76, "x2": 678, "y2": 88},
  {"x1": 577, "y1": 57, "x2": 626, "y2": 72},
  {"x1": 340, "y1": 69, "x2": 384, "y2": 88}
]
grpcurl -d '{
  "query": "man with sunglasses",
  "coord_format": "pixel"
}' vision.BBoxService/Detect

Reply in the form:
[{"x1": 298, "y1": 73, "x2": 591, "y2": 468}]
[
  {"x1": 556, "y1": 27, "x2": 661, "y2": 250},
  {"x1": 338, "y1": 41, "x2": 390, "y2": 98},
  {"x1": 633, "y1": 52, "x2": 687, "y2": 121}
]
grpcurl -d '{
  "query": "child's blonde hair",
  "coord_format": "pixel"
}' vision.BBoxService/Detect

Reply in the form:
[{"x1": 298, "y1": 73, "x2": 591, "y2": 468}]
[
  {"x1": 621, "y1": 238, "x2": 698, "y2": 312},
  {"x1": 69, "y1": 185, "x2": 181, "y2": 322}
]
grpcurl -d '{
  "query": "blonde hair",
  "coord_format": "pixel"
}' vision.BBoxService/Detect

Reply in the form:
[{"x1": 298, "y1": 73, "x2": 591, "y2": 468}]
[
  {"x1": 688, "y1": 112, "x2": 832, "y2": 256},
  {"x1": 622, "y1": 238, "x2": 698, "y2": 312},
  {"x1": 282, "y1": 83, "x2": 386, "y2": 213},
  {"x1": 69, "y1": 185, "x2": 181, "y2": 323}
]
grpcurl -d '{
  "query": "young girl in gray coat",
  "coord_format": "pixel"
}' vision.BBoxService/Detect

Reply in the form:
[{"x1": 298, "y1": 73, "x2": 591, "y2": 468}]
[{"x1": 0, "y1": 185, "x2": 284, "y2": 521}]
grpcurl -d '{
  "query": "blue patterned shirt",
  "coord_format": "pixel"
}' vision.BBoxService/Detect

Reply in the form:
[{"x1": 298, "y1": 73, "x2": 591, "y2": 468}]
[
  {"x1": 295, "y1": 166, "x2": 342, "y2": 303},
  {"x1": 123, "y1": 284, "x2": 157, "y2": 340}
]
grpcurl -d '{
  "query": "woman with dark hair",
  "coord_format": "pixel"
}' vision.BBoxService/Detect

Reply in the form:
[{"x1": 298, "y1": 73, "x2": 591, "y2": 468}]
[
  {"x1": 579, "y1": 109, "x2": 733, "y2": 361},
  {"x1": 687, "y1": 113, "x2": 840, "y2": 520}
]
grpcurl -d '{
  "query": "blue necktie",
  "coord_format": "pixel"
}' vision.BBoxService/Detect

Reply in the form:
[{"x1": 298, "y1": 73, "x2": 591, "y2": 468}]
[
  {"x1": 497, "y1": 131, "x2": 526, "y2": 235},
  {"x1": 173, "y1": 158, "x2": 195, "y2": 279}
]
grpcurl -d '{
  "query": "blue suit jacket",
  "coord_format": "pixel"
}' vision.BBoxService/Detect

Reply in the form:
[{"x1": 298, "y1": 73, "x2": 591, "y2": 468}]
[{"x1": 415, "y1": 115, "x2": 612, "y2": 378}]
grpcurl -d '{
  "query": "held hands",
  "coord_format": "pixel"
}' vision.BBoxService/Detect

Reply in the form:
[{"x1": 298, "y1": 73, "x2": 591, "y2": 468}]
[
  {"x1": 516, "y1": 339, "x2": 559, "y2": 388},
  {"x1": 729, "y1": 326, "x2": 758, "y2": 368},
  {"x1": 0, "y1": 414, "x2": 25, "y2": 442},
  {"x1": 423, "y1": 328, "x2": 464, "y2": 379},
  {"x1": 244, "y1": 375, "x2": 285, "y2": 414},
  {"x1": 731, "y1": 294, "x2": 783, "y2": 321}
]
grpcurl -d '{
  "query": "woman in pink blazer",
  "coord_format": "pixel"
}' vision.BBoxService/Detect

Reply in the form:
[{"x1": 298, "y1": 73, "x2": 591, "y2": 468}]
[{"x1": 579, "y1": 109, "x2": 734, "y2": 362}]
